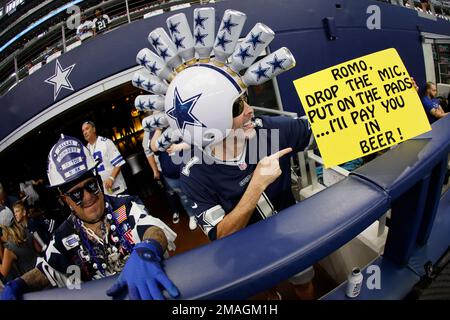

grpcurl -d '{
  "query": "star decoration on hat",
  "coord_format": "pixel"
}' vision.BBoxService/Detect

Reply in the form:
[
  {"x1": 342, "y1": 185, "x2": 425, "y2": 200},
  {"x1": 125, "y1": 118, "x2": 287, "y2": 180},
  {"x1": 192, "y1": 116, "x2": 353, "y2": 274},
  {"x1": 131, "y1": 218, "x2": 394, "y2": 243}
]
[
  {"x1": 194, "y1": 29, "x2": 208, "y2": 46},
  {"x1": 251, "y1": 63, "x2": 270, "y2": 81},
  {"x1": 235, "y1": 45, "x2": 254, "y2": 64},
  {"x1": 152, "y1": 116, "x2": 162, "y2": 128},
  {"x1": 144, "y1": 81, "x2": 156, "y2": 92},
  {"x1": 195, "y1": 13, "x2": 208, "y2": 29},
  {"x1": 174, "y1": 35, "x2": 186, "y2": 50},
  {"x1": 147, "y1": 100, "x2": 156, "y2": 110},
  {"x1": 159, "y1": 47, "x2": 171, "y2": 61},
  {"x1": 221, "y1": 16, "x2": 238, "y2": 35},
  {"x1": 163, "y1": 133, "x2": 172, "y2": 143},
  {"x1": 167, "y1": 88, "x2": 205, "y2": 131},
  {"x1": 143, "y1": 120, "x2": 153, "y2": 132},
  {"x1": 148, "y1": 61, "x2": 160, "y2": 75},
  {"x1": 150, "y1": 36, "x2": 162, "y2": 49},
  {"x1": 267, "y1": 54, "x2": 287, "y2": 73},
  {"x1": 44, "y1": 59, "x2": 76, "y2": 101},
  {"x1": 157, "y1": 140, "x2": 166, "y2": 150},
  {"x1": 137, "y1": 54, "x2": 149, "y2": 67},
  {"x1": 245, "y1": 31, "x2": 265, "y2": 50},
  {"x1": 136, "y1": 99, "x2": 145, "y2": 110},
  {"x1": 168, "y1": 21, "x2": 180, "y2": 35},
  {"x1": 133, "y1": 76, "x2": 144, "y2": 87},
  {"x1": 216, "y1": 33, "x2": 232, "y2": 50}
]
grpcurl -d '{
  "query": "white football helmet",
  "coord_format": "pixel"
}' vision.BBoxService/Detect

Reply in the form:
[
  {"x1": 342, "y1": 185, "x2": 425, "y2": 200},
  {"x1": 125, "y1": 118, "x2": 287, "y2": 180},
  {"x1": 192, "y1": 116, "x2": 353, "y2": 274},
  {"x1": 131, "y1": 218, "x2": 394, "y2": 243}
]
[
  {"x1": 133, "y1": 8, "x2": 296, "y2": 149},
  {"x1": 165, "y1": 64, "x2": 245, "y2": 147}
]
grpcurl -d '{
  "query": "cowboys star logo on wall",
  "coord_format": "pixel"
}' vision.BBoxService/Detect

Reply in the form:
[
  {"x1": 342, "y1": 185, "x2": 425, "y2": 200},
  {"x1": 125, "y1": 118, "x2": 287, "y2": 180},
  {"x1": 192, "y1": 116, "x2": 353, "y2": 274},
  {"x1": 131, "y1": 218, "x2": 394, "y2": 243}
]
[{"x1": 44, "y1": 59, "x2": 76, "y2": 101}]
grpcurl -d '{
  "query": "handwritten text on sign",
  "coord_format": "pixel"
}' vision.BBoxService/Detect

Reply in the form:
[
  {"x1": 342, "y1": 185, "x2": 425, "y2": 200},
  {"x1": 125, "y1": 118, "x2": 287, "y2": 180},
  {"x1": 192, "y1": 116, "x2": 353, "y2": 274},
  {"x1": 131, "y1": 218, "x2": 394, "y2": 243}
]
[{"x1": 293, "y1": 48, "x2": 431, "y2": 168}]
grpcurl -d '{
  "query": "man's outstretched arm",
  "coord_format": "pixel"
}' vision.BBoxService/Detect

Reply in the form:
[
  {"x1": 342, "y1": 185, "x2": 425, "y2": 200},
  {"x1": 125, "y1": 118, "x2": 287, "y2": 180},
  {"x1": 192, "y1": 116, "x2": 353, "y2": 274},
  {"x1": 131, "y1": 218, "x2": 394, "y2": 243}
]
[{"x1": 1, "y1": 268, "x2": 50, "y2": 300}]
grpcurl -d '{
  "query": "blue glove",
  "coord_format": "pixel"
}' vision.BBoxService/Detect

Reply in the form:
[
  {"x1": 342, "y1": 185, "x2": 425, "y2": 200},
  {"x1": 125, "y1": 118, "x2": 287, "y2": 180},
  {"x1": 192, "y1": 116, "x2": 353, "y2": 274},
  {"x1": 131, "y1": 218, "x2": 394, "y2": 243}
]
[
  {"x1": 1, "y1": 278, "x2": 28, "y2": 300},
  {"x1": 106, "y1": 239, "x2": 179, "y2": 300}
]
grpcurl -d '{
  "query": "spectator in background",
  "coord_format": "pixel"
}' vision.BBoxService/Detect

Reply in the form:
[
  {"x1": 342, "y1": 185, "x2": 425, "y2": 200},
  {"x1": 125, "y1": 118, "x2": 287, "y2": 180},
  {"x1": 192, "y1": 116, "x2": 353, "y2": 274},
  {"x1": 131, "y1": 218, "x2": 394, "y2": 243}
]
[
  {"x1": 0, "y1": 206, "x2": 38, "y2": 282},
  {"x1": 420, "y1": 0, "x2": 429, "y2": 12},
  {"x1": 0, "y1": 183, "x2": 18, "y2": 210},
  {"x1": 76, "y1": 14, "x2": 94, "y2": 41},
  {"x1": 19, "y1": 179, "x2": 44, "y2": 207},
  {"x1": 82, "y1": 121, "x2": 128, "y2": 196},
  {"x1": 13, "y1": 201, "x2": 56, "y2": 253},
  {"x1": 93, "y1": 8, "x2": 111, "y2": 35},
  {"x1": 26, "y1": 62, "x2": 34, "y2": 75},
  {"x1": 422, "y1": 82, "x2": 448, "y2": 123}
]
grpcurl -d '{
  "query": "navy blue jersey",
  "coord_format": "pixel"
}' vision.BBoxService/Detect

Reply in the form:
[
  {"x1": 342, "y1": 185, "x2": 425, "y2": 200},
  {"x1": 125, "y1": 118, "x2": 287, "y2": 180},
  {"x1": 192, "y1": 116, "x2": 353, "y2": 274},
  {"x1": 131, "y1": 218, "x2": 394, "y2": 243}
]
[
  {"x1": 27, "y1": 216, "x2": 56, "y2": 246},
  {"x1": 156, "y1": 151, "x2": 181, "y2": 180},
  {"x1": 180, "y1": 115, "x2": 311, "y2": 241}
]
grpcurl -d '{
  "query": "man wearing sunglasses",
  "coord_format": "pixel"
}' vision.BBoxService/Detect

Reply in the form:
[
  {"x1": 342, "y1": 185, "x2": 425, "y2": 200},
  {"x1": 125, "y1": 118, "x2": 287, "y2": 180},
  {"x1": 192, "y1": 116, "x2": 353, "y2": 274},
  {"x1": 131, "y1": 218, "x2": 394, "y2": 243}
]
[
  {"x1": 1, "y1": 135, "x2": 178, "y2": 300},
  {"x1": 164, "y1": 63, "x2": 315, "y2": 299}
]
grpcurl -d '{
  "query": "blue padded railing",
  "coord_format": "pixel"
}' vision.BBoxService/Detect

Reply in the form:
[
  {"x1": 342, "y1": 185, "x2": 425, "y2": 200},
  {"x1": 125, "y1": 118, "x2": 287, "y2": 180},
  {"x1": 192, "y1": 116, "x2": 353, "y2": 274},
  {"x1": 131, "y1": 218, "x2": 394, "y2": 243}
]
[{"x1": 24, "y1": 116, "x2": 450, "y2": 299}]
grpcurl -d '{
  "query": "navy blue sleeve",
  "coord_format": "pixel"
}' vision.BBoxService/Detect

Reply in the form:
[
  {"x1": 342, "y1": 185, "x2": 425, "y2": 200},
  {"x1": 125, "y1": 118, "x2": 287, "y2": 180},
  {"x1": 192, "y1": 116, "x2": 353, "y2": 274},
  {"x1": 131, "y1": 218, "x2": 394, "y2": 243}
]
[
  {"x1": 180, "y1": 171, "x2": 224, "y2": 241},
  {"x1": 261, "y1": 115, "x2": 312, "y2": 153}
]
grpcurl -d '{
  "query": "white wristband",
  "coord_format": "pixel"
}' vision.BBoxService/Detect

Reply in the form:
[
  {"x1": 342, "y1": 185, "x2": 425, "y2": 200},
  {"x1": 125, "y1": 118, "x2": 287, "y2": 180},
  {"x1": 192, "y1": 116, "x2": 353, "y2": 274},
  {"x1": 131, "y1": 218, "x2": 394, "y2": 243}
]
[{"x1": 108, "y1": 176, "x2": 115, "y2": 182}]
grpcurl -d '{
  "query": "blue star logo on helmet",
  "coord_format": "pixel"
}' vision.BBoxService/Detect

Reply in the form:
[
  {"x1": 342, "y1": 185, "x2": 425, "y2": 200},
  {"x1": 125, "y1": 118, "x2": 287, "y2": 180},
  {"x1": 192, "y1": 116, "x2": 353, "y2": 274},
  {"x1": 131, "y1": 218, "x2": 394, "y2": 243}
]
[
  {"x1": 147, "y1": 100, "x2": 155, "y2": 110},
  {"x1": 150, "y1": 36, "x2": 162, "y2": 49},
  {"x1": 251, "y1": 63, "x2": 270, "y2": 81},
  {"x1": 152, "y1": 116, "x2": 162, "y2": 128},
  {"x1": 137, "y1": 54, "x2": 149, "y2": 67},
  {"x1": 148, "y1": 61, "x2": 160, "y2": 75},
  {"x1": 235, "y1": 45, "x2": 254, "y2": 64},
  {"x1": 267, "y1": 54, "x2": 287, "y2": 73},
  {"x1": 221, "y1": 16, "x2": 238, "y2": 35},
  {"x1": 245, "y1": 31, "x2": 265, "y2": 50},
  {"x1": 167, "y1": 88, "x2": 205, "y2": 131},
  {"x1": 144, "y1": 81, "x2": 155, "y2": 92},
  {"x1": 157, "y1": 140, "x2": 165, "y2": 150},
  {"x1": 136, "y1": 99, "x2": 145, "y2": 110},
  {"x1": 144, "y1": 120, "x2": 153, "y2": 132},
  {"x1": 168, "y1": 21, "x2": 181, "y2": 35},
  {"x1": 133, "y1": 76, "x2": 144, "y2": 87},
  {"x1": 174, "y1": 35, "x2": 186, "y2": 50},
  {"x1": 158, "y1": 47, "x2": 171, "y2": 61},
  {"x1": 216, "y1": 33, "x2": 232, "y2": 51},
  {"x1": 194, "y1": 13, "x2": 208, "y2": 29},
  {"x1": 163, "y1": 133, "x2": 172, "y2": 143},
  {"x1": 194, "y1": 30, "x2": 208, "y2": 46}
]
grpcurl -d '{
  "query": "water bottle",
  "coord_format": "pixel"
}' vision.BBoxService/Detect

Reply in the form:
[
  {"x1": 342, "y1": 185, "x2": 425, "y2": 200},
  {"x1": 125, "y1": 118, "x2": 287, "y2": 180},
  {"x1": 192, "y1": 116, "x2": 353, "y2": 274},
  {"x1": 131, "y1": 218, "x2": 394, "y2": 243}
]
[{"x1": 346, "y1": 267, "x2": 363, "y2": 298}]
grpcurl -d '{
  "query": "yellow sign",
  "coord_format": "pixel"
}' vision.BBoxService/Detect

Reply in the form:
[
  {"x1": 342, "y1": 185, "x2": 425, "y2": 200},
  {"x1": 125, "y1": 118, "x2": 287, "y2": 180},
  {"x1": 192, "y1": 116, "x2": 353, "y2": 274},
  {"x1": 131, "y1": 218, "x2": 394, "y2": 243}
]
[{"x1": 293, "y1": 48, "x2": 431, "y2": 168}]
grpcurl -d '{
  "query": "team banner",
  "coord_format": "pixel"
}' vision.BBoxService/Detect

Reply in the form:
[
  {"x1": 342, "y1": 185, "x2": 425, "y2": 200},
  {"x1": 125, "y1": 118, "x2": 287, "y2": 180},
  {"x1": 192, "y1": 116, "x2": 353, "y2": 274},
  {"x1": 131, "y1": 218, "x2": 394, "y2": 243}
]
[{"x1": 293, "y1": 48, "x2": 431, "y2": 168}]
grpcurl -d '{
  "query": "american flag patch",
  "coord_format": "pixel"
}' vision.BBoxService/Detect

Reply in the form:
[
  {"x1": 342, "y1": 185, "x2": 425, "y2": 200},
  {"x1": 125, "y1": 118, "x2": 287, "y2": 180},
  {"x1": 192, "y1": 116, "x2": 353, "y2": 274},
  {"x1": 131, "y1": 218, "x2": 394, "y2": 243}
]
[
  {"x1": 113, "y1": 205, "x2": 127, "y2": 224},
  {"x1": 123, "y1": 229, "x2": 135, "y2": 244}
]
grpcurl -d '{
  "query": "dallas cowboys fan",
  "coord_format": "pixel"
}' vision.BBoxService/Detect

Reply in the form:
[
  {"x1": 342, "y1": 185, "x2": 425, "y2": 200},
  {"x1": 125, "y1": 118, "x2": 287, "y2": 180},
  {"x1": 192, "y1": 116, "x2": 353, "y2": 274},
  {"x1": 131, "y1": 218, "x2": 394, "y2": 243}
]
[
  {"x1": 1, "y1": 135, "x2": 178, "y2": 300},
  {"x1": 82, "y1": 121, "x2": 128, "y2": 196},
  {"x1": 132, "y1": 8, "x2": 317, "y2": 299}
]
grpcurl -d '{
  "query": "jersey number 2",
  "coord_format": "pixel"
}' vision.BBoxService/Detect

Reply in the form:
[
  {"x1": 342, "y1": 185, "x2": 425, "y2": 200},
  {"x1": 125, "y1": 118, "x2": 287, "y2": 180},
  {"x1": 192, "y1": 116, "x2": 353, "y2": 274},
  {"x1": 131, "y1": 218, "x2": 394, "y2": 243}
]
[{"x1": 93, "y1": 151, "x2": 105, "y2": 172}]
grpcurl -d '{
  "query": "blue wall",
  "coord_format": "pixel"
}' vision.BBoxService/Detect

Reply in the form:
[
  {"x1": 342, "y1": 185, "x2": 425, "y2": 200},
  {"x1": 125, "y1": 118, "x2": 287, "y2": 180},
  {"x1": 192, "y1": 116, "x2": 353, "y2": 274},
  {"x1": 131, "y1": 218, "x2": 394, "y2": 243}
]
[{"x1": 1, "y1": 0, "x2": 450, "y2": 142}]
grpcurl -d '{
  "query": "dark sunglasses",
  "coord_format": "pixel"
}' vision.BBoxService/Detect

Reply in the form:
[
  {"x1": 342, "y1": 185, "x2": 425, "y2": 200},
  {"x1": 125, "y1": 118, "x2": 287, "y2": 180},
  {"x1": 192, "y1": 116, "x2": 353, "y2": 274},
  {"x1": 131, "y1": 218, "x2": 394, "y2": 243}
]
[
  {"x1": 232, "y1": 94, "x2": 248, "y2": 118},
  {"x1": 64, "y1": 178, "x2": 100, "y2": 206}
]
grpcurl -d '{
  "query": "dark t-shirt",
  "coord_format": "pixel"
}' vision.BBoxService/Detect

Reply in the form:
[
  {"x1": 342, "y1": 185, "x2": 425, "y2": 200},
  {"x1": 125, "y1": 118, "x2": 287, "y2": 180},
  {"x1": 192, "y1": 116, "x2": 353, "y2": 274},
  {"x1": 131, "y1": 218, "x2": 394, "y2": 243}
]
[{"x1": 4, "y1": 232, "x2": 38, "y2": 279}]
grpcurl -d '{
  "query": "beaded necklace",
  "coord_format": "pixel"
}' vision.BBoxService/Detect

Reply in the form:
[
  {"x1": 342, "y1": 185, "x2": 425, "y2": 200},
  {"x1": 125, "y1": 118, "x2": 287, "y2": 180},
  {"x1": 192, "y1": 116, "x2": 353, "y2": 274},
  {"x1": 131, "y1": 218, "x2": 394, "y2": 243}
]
[{"x1": 74, "y1": 202, "x2": 135, "y2": 277}]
